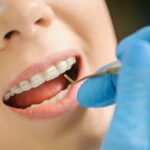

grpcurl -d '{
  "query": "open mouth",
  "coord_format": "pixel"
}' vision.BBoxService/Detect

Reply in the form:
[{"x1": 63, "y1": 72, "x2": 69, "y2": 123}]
[{"x1": 3, "y1": 54, "x2": 82, "y2": 119}]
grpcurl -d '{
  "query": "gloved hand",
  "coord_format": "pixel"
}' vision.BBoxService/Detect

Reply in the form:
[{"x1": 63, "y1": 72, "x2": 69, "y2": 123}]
[{"x1": 77, "y1": 27, "x2": 150, "y2": 150}]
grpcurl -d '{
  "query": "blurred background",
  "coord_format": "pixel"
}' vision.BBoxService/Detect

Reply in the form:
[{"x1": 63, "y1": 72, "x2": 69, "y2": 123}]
[{"x1": 106, "y1": 0, "x2": 150, "y2": 41}]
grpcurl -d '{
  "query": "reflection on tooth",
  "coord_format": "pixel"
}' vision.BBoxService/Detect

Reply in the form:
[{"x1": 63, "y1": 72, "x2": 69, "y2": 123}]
[
  {"x1": 3, "y1": 92, "x2": 11, "y2": 101},
  {"x1": 30, "y1": 74, "x2": 45, "y2": 88},
  {"x1": 44, "y1": 66, "x2": 59, "y2": 81},
  {"x1": 56, "y1": 61, "x2": 68, "y2": 74},
  {"x1": 19, "y1": 80, "x2": 32, "y2": 92}
]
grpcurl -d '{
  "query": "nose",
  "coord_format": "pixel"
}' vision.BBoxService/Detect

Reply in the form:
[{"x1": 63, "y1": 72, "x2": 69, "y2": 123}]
[{"x1": 0, "y1": 0, "x2": 54, "y2": 49}]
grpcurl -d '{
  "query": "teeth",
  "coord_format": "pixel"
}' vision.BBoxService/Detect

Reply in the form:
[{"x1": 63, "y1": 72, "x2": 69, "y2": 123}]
[
  {"x1": 19, "y1": 80, "x2": 32, "y2": 92},
  {"x1": 43, "y1": 66, "x2": 59, "y2": 81},
  {"x1": 42, "y1": 97, "x2": 57, "y2": 105},
  {"x1": 3, "y1": 92, "x2": 11, "y2": 101},
  {"x1": 67, "y1": 57, "x2": 76, "y2": 69},
  {"x1": 3, "y1": 56, "x2": 76, "y2": 101},
  {"x1": 10, "y1": 86, "x2": 22, "y2": 95},
  {"x1": 30, "y1": 86, "x2": 70, "y2": 108},
  {"x1": 30, "y1": 73, "x2": 45, "y2": 88},
  {"x1": 56, "y1": 61, "x2": 68, "y2": 74},
  {"x1": 67, "y1": 57, "x2": 76, "y2": 65},
  {"x1": 55, "y1": 88, "x2": 68, "y2": 100}
]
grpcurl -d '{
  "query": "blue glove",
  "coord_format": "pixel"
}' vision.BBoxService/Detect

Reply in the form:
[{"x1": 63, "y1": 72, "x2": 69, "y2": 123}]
[{"x1": 77, "y1": 27, "x2": 150, "y2": 150}]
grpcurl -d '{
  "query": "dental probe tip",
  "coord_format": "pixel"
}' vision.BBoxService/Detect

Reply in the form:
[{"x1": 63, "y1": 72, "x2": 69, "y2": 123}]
[{"x1": 64, "y1": 74, "x2": 75, "y2": 84}]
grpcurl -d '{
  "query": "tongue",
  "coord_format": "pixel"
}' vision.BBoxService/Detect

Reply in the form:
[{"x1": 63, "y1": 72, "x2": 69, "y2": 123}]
[{"x1": 10, "y1": 75, "x2": 67, "y2": 108}]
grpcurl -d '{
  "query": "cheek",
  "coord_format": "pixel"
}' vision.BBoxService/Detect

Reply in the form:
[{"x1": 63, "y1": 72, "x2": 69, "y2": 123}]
[
  {"x1": 87, "y1": 55, "x2": 101, "y2": 71},
  {"x1": 84, "y1": 48, "x2": 115, "y2": 72},
  {"x1": 50, "y1": 0, "x2": 105, "y2": 41}
]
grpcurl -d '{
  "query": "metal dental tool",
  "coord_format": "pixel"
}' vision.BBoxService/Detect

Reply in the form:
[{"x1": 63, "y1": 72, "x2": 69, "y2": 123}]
[{"x1": 64, "y1": 60, "x2": 121, "y2": 84}]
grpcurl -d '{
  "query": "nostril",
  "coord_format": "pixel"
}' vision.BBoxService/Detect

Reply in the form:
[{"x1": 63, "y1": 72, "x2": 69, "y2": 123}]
[
  {"x1": 4, "y1": 30, "x2": 20, "y2": 40},
  {"x1": 35, "y1": 17, "x2": 50, "y2": 27}
]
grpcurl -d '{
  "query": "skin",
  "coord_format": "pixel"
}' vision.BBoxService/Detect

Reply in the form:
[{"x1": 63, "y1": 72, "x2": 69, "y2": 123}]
[{"x1": 0, "y1": 0, "x2": 116, "y2": 149}]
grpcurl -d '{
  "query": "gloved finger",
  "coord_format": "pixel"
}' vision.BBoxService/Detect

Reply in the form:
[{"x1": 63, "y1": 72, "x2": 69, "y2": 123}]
[
  {"x1": 77, "y1": 63, "x2": 118, "y2": 108},
  {"x1": 117, "y1": 26, "x2": 150, "y2": 60},
  {"x1": 131, "y1": 26, "x2": 150, "y2": 41},
  {"x1": 102, "y1": 40, "x2": 150, "y2": 150}
]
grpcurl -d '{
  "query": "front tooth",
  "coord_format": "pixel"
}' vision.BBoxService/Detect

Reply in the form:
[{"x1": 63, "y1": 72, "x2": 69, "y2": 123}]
[
  {"x1": 10, "y1": 86, "x2": 22, "y2": 95},
  {"x1": 30, "y1": 73, "x2": 45, "y2": 88},
  {"x1": 56, "y1": 61, "x2": 68, "y2": 74},
  {"x1": 3, "y1": 92, "x2": 11, "y2": 101},
  {"x1": 19, "y1": 80, "x2": 32, "y2": 92},
  {"x1": 43, "y1": 66, "x2": 59, "y2": 81}
]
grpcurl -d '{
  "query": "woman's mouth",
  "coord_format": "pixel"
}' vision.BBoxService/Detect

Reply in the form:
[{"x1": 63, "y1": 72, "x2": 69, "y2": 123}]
[{"x1": 2, "y1": 51, "x2": 83, "y2": 119}]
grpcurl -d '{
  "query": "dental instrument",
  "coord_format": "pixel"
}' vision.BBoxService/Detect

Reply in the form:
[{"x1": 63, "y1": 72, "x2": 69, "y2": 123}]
[{"x1": 64, "y1": 60, "x2": 121, "y2": 84}]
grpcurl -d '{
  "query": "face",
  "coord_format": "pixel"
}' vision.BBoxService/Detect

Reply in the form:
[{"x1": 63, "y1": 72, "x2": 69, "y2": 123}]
[{"x1": 0, "y1": 0, "x2": 116, "y2": 149}]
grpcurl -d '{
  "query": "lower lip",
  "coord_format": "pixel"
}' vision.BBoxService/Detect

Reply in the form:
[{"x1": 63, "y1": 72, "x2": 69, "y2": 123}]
[
  {"x1": 9, "y1": 83, "x2": 81, "y2": 119},
  {"x1": 4, "y1": 57, "x2": 84, "y2": 120}
]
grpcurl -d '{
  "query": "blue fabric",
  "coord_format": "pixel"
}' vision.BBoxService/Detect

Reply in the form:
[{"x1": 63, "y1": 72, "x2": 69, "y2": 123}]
[{"x1": 77, "y1": 27, "x2": 150, "y2": 150}]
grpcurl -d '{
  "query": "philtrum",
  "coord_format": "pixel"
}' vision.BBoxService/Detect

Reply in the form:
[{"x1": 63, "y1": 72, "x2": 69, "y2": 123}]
[{"x1": 64, "y1": 60, "x2": 121, "y2": 84}]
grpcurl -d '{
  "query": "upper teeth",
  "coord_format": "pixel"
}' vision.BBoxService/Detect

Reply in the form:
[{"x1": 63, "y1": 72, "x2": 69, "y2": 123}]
[{"x1": 3, "y1": 57, "x2": 76, "y2": 101}]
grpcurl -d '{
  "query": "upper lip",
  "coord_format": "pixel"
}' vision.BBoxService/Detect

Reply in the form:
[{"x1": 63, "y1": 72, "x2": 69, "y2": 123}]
[{"x1": 1, "y1": 49, "x2": 80, "y2": 98}]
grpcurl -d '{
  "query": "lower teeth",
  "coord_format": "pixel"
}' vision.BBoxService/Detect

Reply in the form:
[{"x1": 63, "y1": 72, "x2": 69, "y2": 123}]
[{"x1": 30, "y1": 86, "x2": 70, "y2": 108}]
